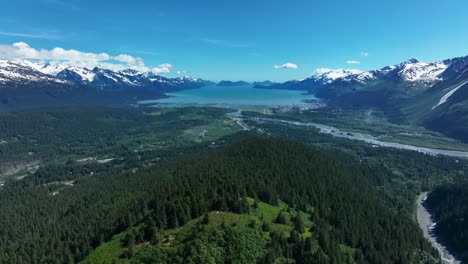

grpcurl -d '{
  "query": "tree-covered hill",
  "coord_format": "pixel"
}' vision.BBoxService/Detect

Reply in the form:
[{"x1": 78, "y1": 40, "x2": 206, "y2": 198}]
[
  {"x1": 426, "y1": 183, "x2": 468, "y2": 262},
  {"x1": 0, "y1": 137, "x2": 439, "y2": 263}
]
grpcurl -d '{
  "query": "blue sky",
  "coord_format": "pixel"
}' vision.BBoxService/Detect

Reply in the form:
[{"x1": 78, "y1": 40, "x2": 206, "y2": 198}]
[{"x1": 1, "y1": 0, "x2": 467, "y2": 81}]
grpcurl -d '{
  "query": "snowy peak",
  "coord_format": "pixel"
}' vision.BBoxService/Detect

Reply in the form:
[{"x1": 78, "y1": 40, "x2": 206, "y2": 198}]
[
  {"x1": 396, "y1": 59, "x2": 449, "y2": 82},
  {"x1": 88, "y1": 68, "x2": 141, "y2": 88},
  {"x1": 403, "y1": 58, "x2": 421, "y2": 64},
  {"x1": 336, "y1": 58, "x2": 452, "y2": 85},
  {"x1": 349, "y1": 71, "x2": 377, "y2": 83},
  {"x1": 0, "y1": 60, "x2": 68, "y2": 85},
  {"x1": 57, "y1": 67, "x2": 95, "y2": 83},
  {"x1": 0, "y1": 59, "x2": 208, "y2": 91},
  {"x1": 311, "y1": 68, "x2": 362, "y2": 83}
]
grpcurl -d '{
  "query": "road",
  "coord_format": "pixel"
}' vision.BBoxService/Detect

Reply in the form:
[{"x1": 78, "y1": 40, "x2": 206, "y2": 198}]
[{"x1": 226, "y1": 110, "x2": 250, "y2": 131}]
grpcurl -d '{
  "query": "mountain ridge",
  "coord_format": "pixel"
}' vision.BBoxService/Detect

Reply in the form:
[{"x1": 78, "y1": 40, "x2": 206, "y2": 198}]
[
  {"x1": 259, "y1": 55, "x2": 468, "y2": 142},
  {"x1": 3, "y1": 56, "x2": 468, "y2": 142},
  {"x1": 0, "y1": 59, "x2": 211, "y2": 92},
  {"x1": 0, "y1": 59, "x2": 212, "y2": 110},
  {"x1": 262, "y1": 56, "x2": 463, "y2": 94},
  {"x1": 217, "y1": 80, "x2": 250, "y2": 86}
]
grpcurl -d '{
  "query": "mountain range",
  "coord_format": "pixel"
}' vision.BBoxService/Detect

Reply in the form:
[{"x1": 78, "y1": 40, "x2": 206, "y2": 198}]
[
  {"x1": 0, "y1": 60, "x2": 212, "y2": 110},
  {"x1": 260, "y1": 58, "x2": 453, "y2": 94},
  {"x1": 2, "y1": 55, "x2": 468, "y2": 142},
  {"x1": 260, "y1": 55, "x2": 468, "y2": 142},
  {"x1": 0, "y1": 60, "x2": 211, "y2": 91}
]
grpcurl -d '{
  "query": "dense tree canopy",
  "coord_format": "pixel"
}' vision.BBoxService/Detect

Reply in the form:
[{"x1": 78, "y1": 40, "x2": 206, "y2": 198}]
[
  {"x1": 0, "y1": 138, "x2": 439, "y2": 263},
  {"x1": 426, "y1": 183, "x2": 468, "y2": 261},
  {"x1": 2, "y1": 106, "x2": 466, "y2": 263}
]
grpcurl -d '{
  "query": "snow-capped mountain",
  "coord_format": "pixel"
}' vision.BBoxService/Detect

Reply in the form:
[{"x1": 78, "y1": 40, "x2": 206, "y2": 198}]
[
  {"x1": 56, "y1": 67, "x2": 95, "y2": 83},
  {"x1": 338, "y1": 58, "x2": 451, "y2": 85},
  {"x1": 314, "y1": 57, "x2": 464, "y2": 108},
  {"x1": 0, "y1": 60, "x2": 210, "y2": 92},
  {"x1": 262, "y1": 57, "x2": 457, "y2": 94},
  {"x1": 0, "y1": 60, "x2": 69, "y2": 85},
  {"x1": 0, "y1": 59, "x2": 212, "y2": 111},
  {"x1": 257, "y1": 68, "x2": 363, "y2": 92},
  {"x1": 418, "y1": 56, "x2": 468, "y2": 142},
  {"x1": 260, "y1": 58, "x2": 453, "y2": 93},
  {"x1": 312, "y1": 55, "x2": 468, "y2": 143},
  {"x1": 395, "y1": 58, "x2": 449, "y2": 82},
  {"x1": 310, "y1": 68, "x2": 362, "y2": 83}
]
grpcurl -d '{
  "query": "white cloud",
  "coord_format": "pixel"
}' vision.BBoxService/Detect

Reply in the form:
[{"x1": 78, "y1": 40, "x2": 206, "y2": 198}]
[
  {"x1": 274, "y1": 63, "x2": 298, "y2": 69},
  {"x1": 151, "y1": 64, "x2": 172, "y2": 74},
  {"x1": 0, "y1": 42, "x2": 171, "y2": 74},
  {"x1": 361, "y1": 52, "x2": 369, "y2": 57},
  {"x1": 177, "y1": 70, "x2": 187, "y2": 75},
  {"x1": 346, "y1": 60, "x2": 360, "y2": 64},
  {"x1": 113, "y1": 54, "x2": 145, "y2": 67}
]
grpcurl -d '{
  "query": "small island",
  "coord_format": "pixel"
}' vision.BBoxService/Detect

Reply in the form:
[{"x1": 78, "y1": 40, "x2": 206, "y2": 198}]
[
  {"x1": 252, "y1": 80, "x2": 277, "y2": 88},
  {"x1": 217, "y1": 80, "x2": 250, "y2": 86}
]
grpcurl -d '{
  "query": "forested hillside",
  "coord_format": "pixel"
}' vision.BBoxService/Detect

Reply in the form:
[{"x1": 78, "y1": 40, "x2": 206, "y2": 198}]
[
  {"x1": 91, "y1": 138, "x2": 440, "y2": 264},
  {"x1": 0, "y1": 106, "x2": 237, "y2": 171},
  {"x1": 2, "y1": 106, "x2": 468, "y2": 263},
  {"x1": 0, "y1": 138, "x2": 439, "y2": 263},
  {"x1": 243, "y1": 112, "x2": 468, "y2": 217},
  {"x1": 426, "y1": 183, "x2": 468, "y2": 262}
]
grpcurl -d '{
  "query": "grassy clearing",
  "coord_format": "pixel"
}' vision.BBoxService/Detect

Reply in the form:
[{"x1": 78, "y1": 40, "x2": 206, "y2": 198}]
[
  {"x1": 80, "y1": 227, "x2": 141, "y2": 264},
  {"x1": 84, "y1": 198, "x2": 316, "y2": 263},
  {"x1": 183, "y1": 119, "x2": 241, "y2": 142}
]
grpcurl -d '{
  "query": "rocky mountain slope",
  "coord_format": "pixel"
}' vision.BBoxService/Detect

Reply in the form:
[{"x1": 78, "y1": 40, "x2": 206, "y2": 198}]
[
  {"x1": 0, "y1": 60, "x2": 211, "y2": 92},
  {"x1": 0, "y1": 60, "x2": 211, "y2": 110},
  {"x1": 263, "y1": 55, "x2": 468, "y2": 142}
]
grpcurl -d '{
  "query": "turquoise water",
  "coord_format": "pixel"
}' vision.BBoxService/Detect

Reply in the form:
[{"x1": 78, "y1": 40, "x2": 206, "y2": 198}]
[{"x1": 138, "y1": 85, "x2": 317, "y2": 107}]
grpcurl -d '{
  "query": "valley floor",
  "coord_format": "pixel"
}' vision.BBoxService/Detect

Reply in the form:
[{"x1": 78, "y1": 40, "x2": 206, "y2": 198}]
[
  {"x1": 255, "y1": 116, "x2": 468, "y2": 158},
  {"x1": 228, "y1": 107, "x2": 468, "y2": 158}
]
